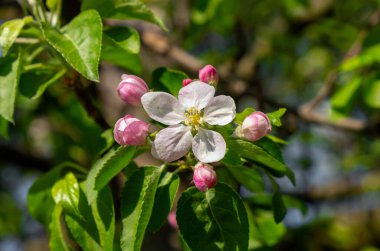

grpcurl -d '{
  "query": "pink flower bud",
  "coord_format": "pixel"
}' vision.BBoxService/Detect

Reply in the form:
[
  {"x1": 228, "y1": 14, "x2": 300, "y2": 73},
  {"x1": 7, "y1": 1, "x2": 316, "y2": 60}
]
[
  {"x1": 199, "y1": 65, "x2": 218, "y2": 85},
  {"x1": 167, "y1": 211, "x2": 178, "y2": 229},
  {"x1": 117, "y1": 75, "x2": 149, "y2": 106},
  {"x1": 241, "y1": 111, "x2": 272, "y2": 141},
  {"x1": 193, "y1": 163, "x2": 217, "y2": 192},
  {"x1": 182, "y1": 78, "x2": 193, "y2": 87},
  {"x1": 113, "y1": 115, "x2": 149, "y2": 146}
]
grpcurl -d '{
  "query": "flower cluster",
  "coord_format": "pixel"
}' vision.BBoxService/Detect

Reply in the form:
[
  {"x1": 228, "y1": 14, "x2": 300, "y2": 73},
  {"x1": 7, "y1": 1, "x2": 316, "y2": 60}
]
[{"x1": 113, "y1": 65, "x2": 272, "y2": 192}]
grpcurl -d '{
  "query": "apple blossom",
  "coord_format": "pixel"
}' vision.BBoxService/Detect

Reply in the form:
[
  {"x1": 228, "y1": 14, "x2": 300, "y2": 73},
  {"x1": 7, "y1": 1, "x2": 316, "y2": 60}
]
[
  {"x1": 141, "y1": 81, "x2": 236, "y2": 163},
  {"x1": 199, "y1": 65, "x2": 218, "y2": 85},
  {"x1": 117, "y1": 74, "x2": 149, "y2": 106},
  {"x1": 241, "y1": 111, "x2": 272, "y2": 141},
  {"x1": 193, "y1": 162, "x2": 217, "y2": 192},
  {"x1": 114, "y1": 115, "x2": 149, "y2": 146}
]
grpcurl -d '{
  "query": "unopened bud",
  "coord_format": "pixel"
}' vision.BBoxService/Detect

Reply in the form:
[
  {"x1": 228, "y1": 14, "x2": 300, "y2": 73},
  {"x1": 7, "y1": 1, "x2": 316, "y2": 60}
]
[
  {"x1": 193, "y1": 163, "x2": 217, "y2": 192},
  {"x1": 113, "y1": 115, "x2": 149, "y2": 146},
  {"x1": 241, "y1": 111, "x2": 272, "y2": 141},
  {"x1": 182, "y1": 78, "x2": 193, "y2": 87},
  {"x1": 199, "y1": 65, "x2": 218, "y2": 85},
  {"x1": 117, "y1": 75, "x2": 149, "y2": 106}
]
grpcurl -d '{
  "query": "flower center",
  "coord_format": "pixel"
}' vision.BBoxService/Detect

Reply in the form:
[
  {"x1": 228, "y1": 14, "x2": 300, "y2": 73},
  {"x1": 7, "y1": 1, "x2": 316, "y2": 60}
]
[{"x1": 185, "y1": 107, "x2": 202, "y2": 130}]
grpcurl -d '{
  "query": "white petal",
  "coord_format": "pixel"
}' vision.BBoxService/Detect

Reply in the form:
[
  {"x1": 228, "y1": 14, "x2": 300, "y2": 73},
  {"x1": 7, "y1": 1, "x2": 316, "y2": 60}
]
[
  {"x1": 203, "y1": 95, "x2": 236, "y2": 125},
  {"x1": 141, "y1": 92, "x2": 185, "y2": 125},
  {"x1": 152, "y1": 124, "x2": 193, "y2": 162},
  {"x1": 192, "y1": 128, "x2": 226, "y2": 163},
  {"x1": 178, "y1": 81, "x2": 215, "y2": 110}
]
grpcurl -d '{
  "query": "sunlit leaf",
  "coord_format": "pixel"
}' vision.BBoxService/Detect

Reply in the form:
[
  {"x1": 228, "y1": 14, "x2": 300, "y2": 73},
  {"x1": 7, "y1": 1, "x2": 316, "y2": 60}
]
[
  {"x1": 0, "y1": 16, "x2": 33, "y2": 57},
  {"x1": 40, "y1": 10, "x2": 102, "y2": 81},
  {"x1": 49, "y1": 206, "x2": 74, "y2": 251},
  {"x1": 86, "y1": 146, "x2": 136, "y2": 204},
  {"x1": 234, "y1": 107, "x2": 255, "y2": 124},
  {"x1": 120, "y1": 166, "x2": 162, "y2": 251},
  {"x1": 0, "y1": 52, "x2": 21, "y2": 123},
  {"x1": 267, "y1": 108, "x2": 286, "y2": 127},
  {"x1": 81, "y1": 0, "x2": 167, "y2": 31}
]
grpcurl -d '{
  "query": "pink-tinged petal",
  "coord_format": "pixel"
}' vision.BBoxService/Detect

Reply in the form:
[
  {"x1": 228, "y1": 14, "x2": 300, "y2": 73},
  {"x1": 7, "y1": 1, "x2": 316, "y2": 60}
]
[
  {"x1": 178, "y1": 81, "x2": 215, "y2": 110},
  {"x1": 199, "y1": 65, "x2": 218, "y2": 85},
  {"x1": 241, "y1": 111, "x2": 272, "y2": 141},
  {"x1": 182, "y1": 78, "x2": 193, "y2": 87},
  {"x1": 192, "y1": 128, "x2": 226, "y2": 163},
  {"x1": 114, "y1": 115, "x2": 149, "y2": 146},
  {"x1": 203, "y1": 95, "x2": 236, "y2": 125},
  {"x1": 141, "y1": 92, "x2": 185, "y2": 125},
  {"x1": 152, "y1": 124, "x2": 193, "y2": 162},
  {"x1": 117, "y1": 75, "x2": 149, "y2": 106},
  {"x1": 193, "y1": 162, "x2": 217, "y2": 192}
]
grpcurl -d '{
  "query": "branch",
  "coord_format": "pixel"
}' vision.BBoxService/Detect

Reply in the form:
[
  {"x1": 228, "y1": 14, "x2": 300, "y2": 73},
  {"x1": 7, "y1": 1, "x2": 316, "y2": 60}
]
[{"x1": 139, "y1": 28, "x2": 374, "y2": 132}]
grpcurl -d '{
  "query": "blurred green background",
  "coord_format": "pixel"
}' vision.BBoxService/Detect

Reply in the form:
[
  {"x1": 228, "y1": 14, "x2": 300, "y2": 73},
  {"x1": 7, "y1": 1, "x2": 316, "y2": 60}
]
[{"x1": 1, "y1": 0, "x2": 380, "y2": 250}]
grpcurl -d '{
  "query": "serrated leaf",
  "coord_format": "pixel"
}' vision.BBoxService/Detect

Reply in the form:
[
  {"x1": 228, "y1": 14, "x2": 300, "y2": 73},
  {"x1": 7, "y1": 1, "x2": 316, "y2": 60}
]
[
  {"x1": 364, "y1": 78, "x2": 380, "y2": 108},
  {"x1": 41, "y1": 10, "x2": 102, "y2": 81},
  {"x1": 267, "y1": 108, "x2": 286, "y2": 127},
  {"x1": 86, "y1": 146, "x2": 135, "y2": 204},
  {"x1": 0, "y1": 52, "x2": 21, "y2": 123},
  {"x1": 151, "y1": 67, "x2": 188, "y2": 95},
  {"x1": 81, "y1": 0, "x2": 167, "y2": 31},
  {"x1": 226, "y1": 165, "x2": 264, "y2": 192},
  {"x1": 49, "y1": 206, "x2": 74, "y2": 251},
  {"x1": 148, "y1": 172, "x2": 179, "y2": 232},
  {"x1": 177, "y1": 183, "x2": 249, "y2": 251},
  {"x1": 102, "y1": 32, "x2": 142, "y2": 73},
  {"x1": 19, "y1": 69, "x2": 66, "y2": 99},
  {"x1": 234, "y1": 107, "x2": 256, "y2": 124},
  {"x1": 0, "y1": 16, "x2": 33, "y2": 57},
  {"x1": 27, "y1": 163, "x2": 85, "y2": 225},
  {"x1": 120, "y1": 166, "x2": 162, "y2": 251},
  {"x1": 52, "y1": 172, "x2": 81, "y2": 218},
  {"x1": 228, "y1": 139, "x2": 287, "y2": 173},
  {"x1": 64, "y1": 184, "x2": 114, "y2": 251}
]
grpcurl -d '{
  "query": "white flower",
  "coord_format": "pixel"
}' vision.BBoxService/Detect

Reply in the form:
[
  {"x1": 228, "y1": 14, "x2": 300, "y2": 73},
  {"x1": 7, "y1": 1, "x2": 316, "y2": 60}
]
[{"x1": 142, "y1": 81, "x2": 236, "y2": 163}]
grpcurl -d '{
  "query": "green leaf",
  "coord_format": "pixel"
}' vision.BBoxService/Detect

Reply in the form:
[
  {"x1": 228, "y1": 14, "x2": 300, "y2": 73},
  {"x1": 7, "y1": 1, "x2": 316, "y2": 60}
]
[
  {"x1": 52, "y1": 172, "x2": 81, "y2": 218},
  {"x1": 19, "y1": 69, "x2": 66, "y2": 99},
  {"x1": 120, "y1": 166, "x2": 162, "y2": 251},
  {"x1": 234, "y1": 107, "x2": 255, "y2": 124},
  {"x1": 226, "y1": 165, "x2": 264, "y2": 192},
  {"x1": 221, "y1": 147, "x2": 244, "y2": 166},
  {"x1": 0, "y1": 16, "x2": 33, "y2": 57},
  {"x1": 49, "y1": 206, "x2": 74, "y2": 251},
  {"x1": 177, "y1": 183, "x2": 249, "y2": 251},
  {"x1": 102, "y1": 32, "x2": 142, "y2": 73},
  {"x1": 364, "y1": 78, "x2": 380, "y2": 108},
  {"x1": 341, "y1": 44, "x2": 380, "y2": 72},
  {"x1": 228, "y1": 139, "x2": 287, "y2": 174},
  {"x1": 0, "y1": 117, "x2": 8, "y2": 139},
  {"x1": 148, "y1": 172, "x2": 179, "y2": 232},
  {"x1": 330, "y1": 77, "x2": 361, "y2": 118},
  {"x1": 0, "y1": 52, "x2": 21, "y2": 123},
  {"x1": 264, "y1": 172, "x2": 287, "y2": 223},
  {"x1": 47, "y1": 0, "x2": 60, "y2": 11},
  {"x1": 40, "y1": 10, "x2": 102, "y2": 81},
  {"x1": 151, "y1": 67, "x2": 188, "y2": 95},
  {"x1": 86, "y1": 146, "x2": 136, "y2": 204},
  {"x1": 267, "y1": 108, "x2": 286, "y2": 127},
  {"x1": 27, "y1": 163, "x2": 85, "y2": 225},
  {"x1": 104, "y1": 26, "x2": 140, "y2": 54},
  {"x1": 81, "y1": 0, "x2": 167, "y2": 31},
  {"x1": 246, "y1": 206, "x2": 286, "y2": 248},
  {"x1": 64, "y1": 184, "x2": 114, "y2": 251}
]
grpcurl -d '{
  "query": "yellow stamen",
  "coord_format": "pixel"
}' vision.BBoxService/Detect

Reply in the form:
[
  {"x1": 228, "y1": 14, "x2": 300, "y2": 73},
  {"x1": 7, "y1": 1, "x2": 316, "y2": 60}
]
[{"x1": 184, "y1": 106, "x2": 203, "y2": 130}]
